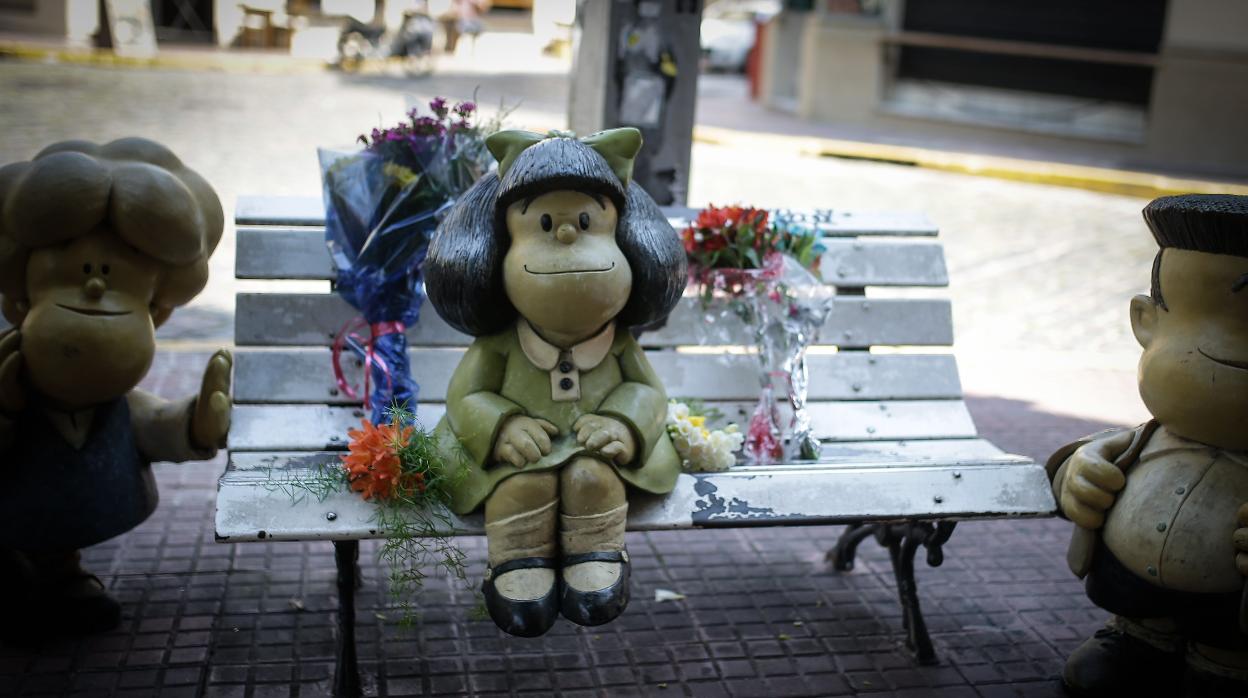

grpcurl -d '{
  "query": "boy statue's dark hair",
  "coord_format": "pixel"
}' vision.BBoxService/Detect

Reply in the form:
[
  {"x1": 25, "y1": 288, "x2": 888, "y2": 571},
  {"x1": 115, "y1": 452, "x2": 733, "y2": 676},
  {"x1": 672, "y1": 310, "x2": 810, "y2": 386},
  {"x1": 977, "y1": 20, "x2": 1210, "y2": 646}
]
[{"x1": 1145, "y1": 194, "x2": 1248, "y2": 309}]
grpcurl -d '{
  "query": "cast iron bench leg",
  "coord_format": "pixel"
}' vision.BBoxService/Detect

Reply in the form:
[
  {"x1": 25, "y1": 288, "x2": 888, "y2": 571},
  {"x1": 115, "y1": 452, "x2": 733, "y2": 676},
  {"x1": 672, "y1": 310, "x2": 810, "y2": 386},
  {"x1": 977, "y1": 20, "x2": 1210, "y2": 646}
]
[
  {"x1": 334, "y1": 540, "x2": 362, "y2": 698},
  {"x1": 829, "y1": 521, "x2": 958, "y2": 665},
  {"x1": 828, "y1": 523, "x2": 876, "y2": 571}
]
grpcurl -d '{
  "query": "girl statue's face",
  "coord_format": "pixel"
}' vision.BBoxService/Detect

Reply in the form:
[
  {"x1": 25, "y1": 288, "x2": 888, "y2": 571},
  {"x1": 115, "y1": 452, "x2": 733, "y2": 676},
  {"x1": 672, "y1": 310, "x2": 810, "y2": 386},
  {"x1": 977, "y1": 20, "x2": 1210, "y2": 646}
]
[{"x1": 503, "y1": 190, "x2": 632, "y2": 344}]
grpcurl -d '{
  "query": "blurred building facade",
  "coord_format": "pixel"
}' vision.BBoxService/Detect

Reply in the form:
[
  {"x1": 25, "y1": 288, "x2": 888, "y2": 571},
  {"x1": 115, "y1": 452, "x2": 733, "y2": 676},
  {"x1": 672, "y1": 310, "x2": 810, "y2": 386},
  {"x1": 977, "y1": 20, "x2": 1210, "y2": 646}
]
[
  {"x1": 758, "y1": 0, "x2": 1248, "y2": 178},
  {"x1": 0, "y1": 0, "x2": 222, "y2": 44},
  {"x1": 0, "y1": 0, "x2": 104, "y2": 46},
  {"x1": 0, "y1": 1, "x2": 340, "y2": 50}
]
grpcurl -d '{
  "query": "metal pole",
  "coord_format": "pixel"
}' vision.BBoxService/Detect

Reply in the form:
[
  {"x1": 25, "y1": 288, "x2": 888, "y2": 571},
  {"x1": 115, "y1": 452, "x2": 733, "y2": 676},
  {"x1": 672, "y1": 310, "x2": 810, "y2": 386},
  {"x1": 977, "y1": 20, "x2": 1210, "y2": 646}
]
[
  {"x1": 333, "y1": 540, "x2": 362, "y2": 698},
  {"x1": 568, "y1": 0, "x2": 702, "y2": 205}
]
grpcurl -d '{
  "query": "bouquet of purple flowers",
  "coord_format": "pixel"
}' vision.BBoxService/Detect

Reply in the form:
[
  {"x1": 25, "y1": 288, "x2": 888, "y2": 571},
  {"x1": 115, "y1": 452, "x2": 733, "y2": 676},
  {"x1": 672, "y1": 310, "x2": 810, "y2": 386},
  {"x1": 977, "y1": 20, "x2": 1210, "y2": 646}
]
[{"x1": 320, "y1": 98, "x2": 496, "y2": 424}]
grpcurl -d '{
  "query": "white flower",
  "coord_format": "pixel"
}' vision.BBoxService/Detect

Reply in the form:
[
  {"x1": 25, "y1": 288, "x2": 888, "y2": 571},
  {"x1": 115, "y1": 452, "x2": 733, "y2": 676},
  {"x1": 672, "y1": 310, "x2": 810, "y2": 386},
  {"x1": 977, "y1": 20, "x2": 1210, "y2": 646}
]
[
  {"x1": 667, "y1": 401, "x2": 690, "y2": 423},
  {"x1": 707, "y1": 429, "x2": 735, "y2": 453},
  {"x1": 666, "y1": 401, "x2": 744, "y2": 472}
]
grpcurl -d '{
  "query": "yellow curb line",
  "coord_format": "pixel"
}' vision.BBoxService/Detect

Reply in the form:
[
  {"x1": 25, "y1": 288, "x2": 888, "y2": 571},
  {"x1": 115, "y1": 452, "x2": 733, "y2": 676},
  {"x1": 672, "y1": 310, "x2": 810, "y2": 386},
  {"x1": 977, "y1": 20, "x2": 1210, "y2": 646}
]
[
  {"x1": 0, "y1": 41, "x2": 325, "y2": 75},
  {"x1": 694, "y1": 124, "x2": 1248, "y2": 200}
]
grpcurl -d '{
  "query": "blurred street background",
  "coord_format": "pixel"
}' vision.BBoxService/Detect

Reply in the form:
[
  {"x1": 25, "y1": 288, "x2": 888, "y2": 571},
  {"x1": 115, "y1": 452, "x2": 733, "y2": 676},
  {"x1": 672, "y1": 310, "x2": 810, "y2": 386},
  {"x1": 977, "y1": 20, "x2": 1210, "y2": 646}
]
[{"x1": 2, "y1": 1, "x2": 1247, "y2": 696}]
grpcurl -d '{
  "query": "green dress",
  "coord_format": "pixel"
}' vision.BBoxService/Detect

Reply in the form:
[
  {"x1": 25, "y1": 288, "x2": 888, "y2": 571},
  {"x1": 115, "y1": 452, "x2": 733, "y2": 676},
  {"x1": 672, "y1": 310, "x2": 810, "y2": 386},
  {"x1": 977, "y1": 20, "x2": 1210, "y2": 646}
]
[{"x1": 435, "y1": 321, "x2": 679, "y2": 514}]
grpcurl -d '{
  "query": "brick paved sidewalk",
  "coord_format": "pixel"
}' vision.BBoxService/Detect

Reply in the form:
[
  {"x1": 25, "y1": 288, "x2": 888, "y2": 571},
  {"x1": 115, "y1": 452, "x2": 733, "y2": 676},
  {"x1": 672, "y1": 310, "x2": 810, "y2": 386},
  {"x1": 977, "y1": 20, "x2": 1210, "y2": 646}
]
[{"x1": 0, "y1": 350, "x2": 1120, "y2": 698}]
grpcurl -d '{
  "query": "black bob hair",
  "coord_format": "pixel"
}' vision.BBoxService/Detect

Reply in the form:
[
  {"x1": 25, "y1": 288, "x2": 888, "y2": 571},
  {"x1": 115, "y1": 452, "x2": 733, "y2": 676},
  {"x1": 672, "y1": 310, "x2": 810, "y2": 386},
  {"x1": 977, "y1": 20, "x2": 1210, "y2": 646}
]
[
  {"x1": 496, "y1": 136, "x2": 627, "y2": 226},
  {"x1": 424, "y1": 139, "x2": 687, "y2": 337},
  {"x1": 1144, "y1": 194, "x2": 1248, "y2": 309}
]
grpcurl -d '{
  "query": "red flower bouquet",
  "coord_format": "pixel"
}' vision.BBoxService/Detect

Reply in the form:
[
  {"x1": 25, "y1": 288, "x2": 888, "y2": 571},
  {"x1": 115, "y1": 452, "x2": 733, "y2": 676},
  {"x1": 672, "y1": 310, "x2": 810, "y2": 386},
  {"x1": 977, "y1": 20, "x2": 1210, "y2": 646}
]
[
  {"x1": 682, "y1": 204, "x2": 820, "y2": 279},
  {"x1": 682, "y1": 205, "x2": 833, "y2": 465}
]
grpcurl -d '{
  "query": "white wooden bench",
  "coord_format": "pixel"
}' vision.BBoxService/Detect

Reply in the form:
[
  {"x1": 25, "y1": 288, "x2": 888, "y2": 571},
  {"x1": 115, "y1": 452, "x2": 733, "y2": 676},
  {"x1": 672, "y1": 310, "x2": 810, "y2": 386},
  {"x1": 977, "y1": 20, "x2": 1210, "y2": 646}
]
[{"x1": 218, "y1": 194, "x2": 1056, "y2": 696}]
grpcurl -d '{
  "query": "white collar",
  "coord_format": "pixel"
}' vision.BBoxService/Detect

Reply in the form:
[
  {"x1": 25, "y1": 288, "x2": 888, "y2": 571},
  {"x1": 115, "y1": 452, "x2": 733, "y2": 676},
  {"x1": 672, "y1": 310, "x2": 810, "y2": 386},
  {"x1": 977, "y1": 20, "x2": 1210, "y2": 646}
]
[{"x1": 517, "y1": 319, "x2": 615, "y2": 372}]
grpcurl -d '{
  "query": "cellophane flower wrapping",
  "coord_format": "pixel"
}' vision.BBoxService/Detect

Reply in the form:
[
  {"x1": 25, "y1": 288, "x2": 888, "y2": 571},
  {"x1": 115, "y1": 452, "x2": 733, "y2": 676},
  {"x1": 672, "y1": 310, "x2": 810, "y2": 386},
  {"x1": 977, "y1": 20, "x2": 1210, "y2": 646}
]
[
  {"x1": 320, "y1": 99, "x2": 494, "y2": 424},
  {"x1": 684, "y1": 206, "x2": 832, "y2": 464}
]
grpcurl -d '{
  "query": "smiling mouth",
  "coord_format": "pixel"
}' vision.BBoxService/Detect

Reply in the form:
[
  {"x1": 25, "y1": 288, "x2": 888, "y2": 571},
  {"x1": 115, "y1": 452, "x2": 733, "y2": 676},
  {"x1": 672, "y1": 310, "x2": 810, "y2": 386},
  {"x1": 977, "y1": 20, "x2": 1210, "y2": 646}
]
[
  {"x1": 1198, "y1": 347, "x2": 1248, "y2": 371},
  {"x1": 524, "y1": 262, "x2": 616, "y2": 275},
  {"x1": 57, "y1": 304, "x2": 131, "y2": 317}
]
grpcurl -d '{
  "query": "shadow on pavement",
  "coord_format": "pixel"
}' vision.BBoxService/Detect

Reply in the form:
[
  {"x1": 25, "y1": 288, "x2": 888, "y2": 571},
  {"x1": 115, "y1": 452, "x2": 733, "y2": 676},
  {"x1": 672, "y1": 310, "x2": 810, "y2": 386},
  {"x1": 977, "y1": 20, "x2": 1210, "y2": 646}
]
[{"x1": 966, "y1": 393, "x2": 1130, "y2": 465}]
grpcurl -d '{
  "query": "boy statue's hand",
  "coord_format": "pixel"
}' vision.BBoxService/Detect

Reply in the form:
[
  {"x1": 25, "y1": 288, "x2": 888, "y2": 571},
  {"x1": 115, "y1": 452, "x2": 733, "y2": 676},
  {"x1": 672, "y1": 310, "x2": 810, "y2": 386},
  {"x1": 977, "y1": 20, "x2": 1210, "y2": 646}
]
[
  {"x1": 573, "y1": 414, "x2": 635, "y2": 466},
  {"x1": 1060, "y1": 430, "x2": 1134, "y2": 529},
  {"x1": 493, "y1": 414, "x2": 558, "y2": 468},
  {"x1": 191, "y1": 349, "x2": 233, "y2": 451}
]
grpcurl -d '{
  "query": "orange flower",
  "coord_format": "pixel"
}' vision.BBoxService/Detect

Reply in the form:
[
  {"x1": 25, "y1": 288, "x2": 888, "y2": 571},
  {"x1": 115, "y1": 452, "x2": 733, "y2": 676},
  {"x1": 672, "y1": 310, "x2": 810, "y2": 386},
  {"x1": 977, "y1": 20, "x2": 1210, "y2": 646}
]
[
  {"x1": 695, "y1": 205, "x2": 727, "y2": 229},
  {"x1": 340, "y1": 418, "x2": 414, "y2": 501}
]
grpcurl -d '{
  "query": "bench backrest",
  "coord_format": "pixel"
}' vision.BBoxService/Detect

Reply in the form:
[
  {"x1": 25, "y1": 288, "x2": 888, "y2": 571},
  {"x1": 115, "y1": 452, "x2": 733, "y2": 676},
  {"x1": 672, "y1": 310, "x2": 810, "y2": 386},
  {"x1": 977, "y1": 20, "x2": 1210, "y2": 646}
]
[{"x1": 228, "y1": 195, "x2": 974, "y2": 454}]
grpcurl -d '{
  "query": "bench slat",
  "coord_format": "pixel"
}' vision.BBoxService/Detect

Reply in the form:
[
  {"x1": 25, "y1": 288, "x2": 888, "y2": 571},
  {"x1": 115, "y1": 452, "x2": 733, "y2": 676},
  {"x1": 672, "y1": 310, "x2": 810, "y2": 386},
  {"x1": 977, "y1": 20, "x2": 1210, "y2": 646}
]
[
  {"x1": 227, "y1": 439, "x2": 1012, "y2": 474},
  {"x1": 237, "y1": 228, "x2": 949, "y2": 287},
  {"x1": 235, "y1": 294, "x2": 954, "y2": 349},
  {"x1": 227, "y1": 399, "x2": 979, "y2": 451},
  {"x1": 236, "y1": 195, "x2": 327, "y2": 227},
  {"x1": 818, "y1": 437, "x2": 1006, "y2": 462},
  {"x1": 666, "y1": 206, "x2": 941, "y2": 237},
  {"x1": 215, "y1": 451, "x2": 1053, "y2": 542},
  {"x1": 233, "y1": 350, "x2": 963, "y2": 404},
  {"x1": 235, "y1": 195, "x2": 939, "y2": 237},
  {"x1": 235, "y1": 228, "x2": 338, "y2": 280}
]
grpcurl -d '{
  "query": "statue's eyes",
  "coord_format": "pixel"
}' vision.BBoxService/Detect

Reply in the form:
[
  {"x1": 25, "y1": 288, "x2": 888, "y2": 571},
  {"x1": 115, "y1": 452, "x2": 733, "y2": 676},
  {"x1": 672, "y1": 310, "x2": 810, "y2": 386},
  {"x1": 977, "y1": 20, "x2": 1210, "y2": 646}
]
[
  {"x1": 540, "y1": 214, "x2": 553, "y2": 232},
  {"x1": 579, "y1": 212, "x2": 591, "y2": 230},
  {"x1": 102, "y1": 264, "x2": 110, "y2": 275},
  {"x1": 82, "y1": 263, "x2": 92, "y2": 274}
]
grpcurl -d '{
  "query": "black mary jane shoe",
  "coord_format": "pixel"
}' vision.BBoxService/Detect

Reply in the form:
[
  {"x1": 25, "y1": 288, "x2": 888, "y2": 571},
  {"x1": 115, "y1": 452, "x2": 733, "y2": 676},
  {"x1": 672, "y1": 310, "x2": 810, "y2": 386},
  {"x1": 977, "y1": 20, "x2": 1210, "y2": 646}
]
[
  {"x1": 559, "y1": 550, "x2": 630, "y2": 627},
  {"x1": 481, "y1": 557, "x2": 559, "y2": 638}
]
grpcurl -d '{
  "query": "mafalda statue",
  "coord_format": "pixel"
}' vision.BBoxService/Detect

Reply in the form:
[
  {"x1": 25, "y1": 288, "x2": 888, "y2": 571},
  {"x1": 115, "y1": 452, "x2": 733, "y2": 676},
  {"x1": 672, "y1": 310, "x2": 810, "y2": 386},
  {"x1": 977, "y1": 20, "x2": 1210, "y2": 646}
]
[
  {"x1": 1047, "y1": 194, "x2": 1248, "y2": 697},
  {"x1": 0, "y1": 138, "x2": 231, "y2": 635},
  {"x1": 424, "y1": 127, "x2": 686, "y2": 636}
]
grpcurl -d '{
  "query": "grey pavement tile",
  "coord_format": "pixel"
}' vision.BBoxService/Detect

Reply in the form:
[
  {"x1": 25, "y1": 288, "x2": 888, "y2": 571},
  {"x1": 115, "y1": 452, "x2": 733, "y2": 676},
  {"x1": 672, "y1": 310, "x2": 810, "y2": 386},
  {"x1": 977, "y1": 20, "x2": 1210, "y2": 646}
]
[{"x1": 688, "y1": 681, "x2": 734, "y2": 698}]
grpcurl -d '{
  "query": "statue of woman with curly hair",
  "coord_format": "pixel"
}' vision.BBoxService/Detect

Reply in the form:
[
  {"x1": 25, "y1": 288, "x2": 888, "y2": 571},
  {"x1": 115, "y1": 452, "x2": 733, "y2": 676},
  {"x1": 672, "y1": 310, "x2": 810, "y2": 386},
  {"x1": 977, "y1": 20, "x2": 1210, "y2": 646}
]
[{"x1": 0, "y1": 138, "x2": 231, "y2": 637}]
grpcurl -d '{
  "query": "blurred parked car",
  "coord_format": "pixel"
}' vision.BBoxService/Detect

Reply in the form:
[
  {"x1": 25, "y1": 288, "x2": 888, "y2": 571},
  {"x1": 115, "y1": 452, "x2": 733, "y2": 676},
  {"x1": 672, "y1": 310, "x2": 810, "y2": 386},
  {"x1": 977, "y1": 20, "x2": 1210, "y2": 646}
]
[{"x1": 700, "y1": 0, "x2": 780, "y2": 72}]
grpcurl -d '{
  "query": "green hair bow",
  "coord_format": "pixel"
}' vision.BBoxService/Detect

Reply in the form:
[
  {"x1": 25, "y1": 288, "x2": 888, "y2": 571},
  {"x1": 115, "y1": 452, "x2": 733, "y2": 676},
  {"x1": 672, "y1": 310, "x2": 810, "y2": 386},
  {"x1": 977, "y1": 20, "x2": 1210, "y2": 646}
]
[{"x1": 486, "y1": 127, "x2": 643, "y2": 186}]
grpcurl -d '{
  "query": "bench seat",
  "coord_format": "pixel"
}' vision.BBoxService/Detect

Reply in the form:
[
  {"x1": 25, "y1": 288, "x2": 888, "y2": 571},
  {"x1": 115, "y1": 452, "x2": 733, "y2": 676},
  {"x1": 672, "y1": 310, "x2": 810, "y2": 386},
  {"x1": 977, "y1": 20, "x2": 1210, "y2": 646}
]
[
  {"x1": 218, "y1": 194, "x2": 1055, "y2": 688},
  {"x1": 220, "y1": 443, "x2": 1044, "y2": 541}
]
